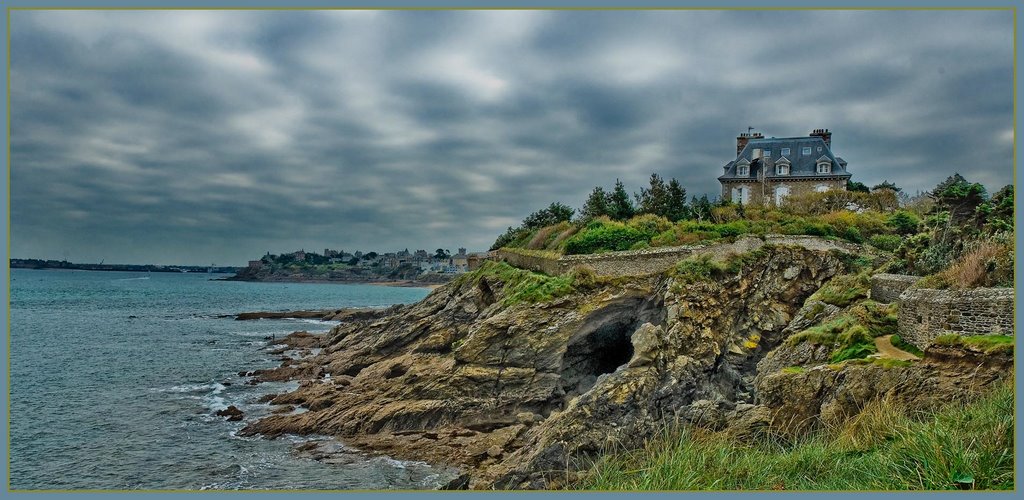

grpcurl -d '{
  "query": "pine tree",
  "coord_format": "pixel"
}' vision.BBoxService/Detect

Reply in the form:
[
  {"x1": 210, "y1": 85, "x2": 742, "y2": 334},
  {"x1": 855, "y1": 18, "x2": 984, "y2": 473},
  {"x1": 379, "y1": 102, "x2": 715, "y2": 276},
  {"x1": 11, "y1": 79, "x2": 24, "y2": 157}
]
[
  {"x1": 607, "y1": 179, "x2": 635, "y2": 221},
  {"x1": 665, "y1": 178, "x2": 689, "y2": 221},
  {"x1": 636, "y1": 173, "x2": 669, "y2": 217},
  {"x1": 579, "y1": 186, "x2": 610, "y2": 222}
]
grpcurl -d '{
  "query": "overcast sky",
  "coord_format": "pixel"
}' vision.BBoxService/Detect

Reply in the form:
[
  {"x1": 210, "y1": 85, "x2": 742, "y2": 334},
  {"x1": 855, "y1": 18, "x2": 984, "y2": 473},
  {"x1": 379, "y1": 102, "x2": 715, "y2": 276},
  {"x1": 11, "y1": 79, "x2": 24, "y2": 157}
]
[{"x1": 10, "y1": 9, "x2": 1013, "y2": 265}]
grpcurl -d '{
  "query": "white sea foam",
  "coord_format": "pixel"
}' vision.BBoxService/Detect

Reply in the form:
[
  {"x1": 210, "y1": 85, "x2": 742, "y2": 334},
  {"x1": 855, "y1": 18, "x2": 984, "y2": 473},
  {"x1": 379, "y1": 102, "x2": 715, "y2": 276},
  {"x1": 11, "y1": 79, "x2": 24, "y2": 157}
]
[{"x1": 161, "y1": 383, "x2": 220, "y2": 394}]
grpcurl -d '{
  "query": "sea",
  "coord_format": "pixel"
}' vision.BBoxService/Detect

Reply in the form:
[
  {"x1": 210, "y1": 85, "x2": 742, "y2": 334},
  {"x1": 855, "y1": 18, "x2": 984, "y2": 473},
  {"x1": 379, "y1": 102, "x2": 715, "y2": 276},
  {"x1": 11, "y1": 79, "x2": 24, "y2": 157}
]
[{"x1": 8, "y1": 268, "x2": 455, "y2": 490}]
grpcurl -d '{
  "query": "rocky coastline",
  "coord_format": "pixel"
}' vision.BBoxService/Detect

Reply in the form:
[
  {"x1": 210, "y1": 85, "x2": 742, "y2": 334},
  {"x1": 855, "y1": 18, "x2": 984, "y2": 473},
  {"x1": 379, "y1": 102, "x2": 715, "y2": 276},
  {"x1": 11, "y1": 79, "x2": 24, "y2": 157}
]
[{"x1": 230, "y1": 239, "x2": 1012, "y2": 490}]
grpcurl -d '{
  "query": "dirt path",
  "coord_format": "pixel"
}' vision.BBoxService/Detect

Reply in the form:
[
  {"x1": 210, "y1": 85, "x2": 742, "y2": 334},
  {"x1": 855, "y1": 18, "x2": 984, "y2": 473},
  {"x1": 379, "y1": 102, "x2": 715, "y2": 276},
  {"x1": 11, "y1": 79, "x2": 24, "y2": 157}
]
[{"x1": 875, "y1": 335, "x2": 921, "y2": 361}]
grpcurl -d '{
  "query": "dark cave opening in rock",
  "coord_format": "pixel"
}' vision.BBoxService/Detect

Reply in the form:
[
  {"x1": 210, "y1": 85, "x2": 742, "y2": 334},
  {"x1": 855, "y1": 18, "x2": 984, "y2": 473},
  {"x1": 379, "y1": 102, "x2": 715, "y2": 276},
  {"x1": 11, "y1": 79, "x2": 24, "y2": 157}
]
[
  {"x1": 558, "y1": 297, "x2": 664, "y2": 401},
  {"x1": 560, "y1": 320, "x2": 635, "y2": 398}
]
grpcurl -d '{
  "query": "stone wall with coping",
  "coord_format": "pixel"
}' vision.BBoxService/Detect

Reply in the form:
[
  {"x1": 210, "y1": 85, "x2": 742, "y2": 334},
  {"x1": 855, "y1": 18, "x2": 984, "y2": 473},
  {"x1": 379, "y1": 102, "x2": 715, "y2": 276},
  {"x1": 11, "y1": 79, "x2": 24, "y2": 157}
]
[
  {"x1": 497, "y1": 235, "x2": 863, "y2": 279},
  {"x1": 897, "y1": 287, "x2": 1014, "y2": 349},
  {"x1": 870, "y1": 273, "x2": 920, "y2": 303}
]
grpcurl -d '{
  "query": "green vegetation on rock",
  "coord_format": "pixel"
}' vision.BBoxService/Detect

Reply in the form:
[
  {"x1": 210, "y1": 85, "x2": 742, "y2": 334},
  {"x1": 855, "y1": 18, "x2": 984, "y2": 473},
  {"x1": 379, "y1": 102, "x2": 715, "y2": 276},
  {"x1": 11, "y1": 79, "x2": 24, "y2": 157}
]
[
  {"x1": 459, "y1": 260, "x2": 576, "y2": 306},
  {"x1": 786, "y1": 299, "x2": 897, "y2": 363},
  {"x1": 806, "y1": 273, "x2": 871, "y2": 307},
  {"x1": 932, "y1": 334, "x2": 1014, "y2": 355},
  {"x1": 890, "y1": 334, "x2": 924, "y2": 357},
  {"x1": 580, "y1": 382, "x2": 1014, "y2": 490}
]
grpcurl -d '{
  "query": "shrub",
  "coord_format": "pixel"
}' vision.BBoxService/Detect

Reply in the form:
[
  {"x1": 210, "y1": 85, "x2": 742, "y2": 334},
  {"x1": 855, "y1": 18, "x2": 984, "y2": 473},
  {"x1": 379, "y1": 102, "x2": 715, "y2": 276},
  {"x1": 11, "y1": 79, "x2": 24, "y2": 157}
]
[
  {"x1": 563, "y1": 219, "x2": 652, "y2": 255},
  {"x1": 841, "y1": 226, "x2": 864, "y2": 244},
  {"x1": 627, "y1": 214, "x2": 673, "y2": 235},
  {"x1": 671, "y1": 254, "x2": 726, "y2": 285},
  {"x1": 887, "y1": 211, "x2": 921, "y2": 235},
  {"x1": 920, "y1": 239, "x2": 1013, "y2": 289},
  {"x1": 869, "y1": 234, "x2": 902, "y2": 252}
]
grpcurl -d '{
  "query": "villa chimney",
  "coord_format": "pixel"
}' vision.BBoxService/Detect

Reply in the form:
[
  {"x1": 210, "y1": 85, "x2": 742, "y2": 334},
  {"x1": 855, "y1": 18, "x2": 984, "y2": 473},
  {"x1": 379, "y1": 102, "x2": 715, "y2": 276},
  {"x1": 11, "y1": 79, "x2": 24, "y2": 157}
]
[
  {"x1": 810, "y1": 128, "x2": 832, "y2": 148},
  {"x1": 736, "y1": 132, "x2": 763, "y2": 156},
  {"x1": 736, "y1": 133, "x2": 750, "y2": 156}
]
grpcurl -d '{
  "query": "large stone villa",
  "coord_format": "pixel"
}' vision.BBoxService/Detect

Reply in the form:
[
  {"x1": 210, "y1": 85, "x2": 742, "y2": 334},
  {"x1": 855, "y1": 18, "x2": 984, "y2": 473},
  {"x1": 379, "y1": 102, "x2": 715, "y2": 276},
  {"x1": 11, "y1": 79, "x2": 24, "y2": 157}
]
[{"x1": 718, "y1": 128, "x2": 851, "y2": 205}]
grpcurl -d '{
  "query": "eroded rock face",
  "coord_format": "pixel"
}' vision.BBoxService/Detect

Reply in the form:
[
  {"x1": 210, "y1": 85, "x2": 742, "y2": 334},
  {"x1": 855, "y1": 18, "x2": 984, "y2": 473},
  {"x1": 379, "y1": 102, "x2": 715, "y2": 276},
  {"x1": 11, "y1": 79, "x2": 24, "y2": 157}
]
[
  {"x1": 755, "y1": 343, "x2": 1011, "y2": 434},
  {"x1": 237, "y1": 243, "x2": 856, "y2": 488}
]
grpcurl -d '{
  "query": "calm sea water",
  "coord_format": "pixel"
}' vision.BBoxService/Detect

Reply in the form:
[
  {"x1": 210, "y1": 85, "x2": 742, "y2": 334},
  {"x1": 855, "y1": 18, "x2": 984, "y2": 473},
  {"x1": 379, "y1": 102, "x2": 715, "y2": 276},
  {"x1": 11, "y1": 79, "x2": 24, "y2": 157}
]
[{"x1": 9, "y1": 268, "x2": 449, "y2": 490}]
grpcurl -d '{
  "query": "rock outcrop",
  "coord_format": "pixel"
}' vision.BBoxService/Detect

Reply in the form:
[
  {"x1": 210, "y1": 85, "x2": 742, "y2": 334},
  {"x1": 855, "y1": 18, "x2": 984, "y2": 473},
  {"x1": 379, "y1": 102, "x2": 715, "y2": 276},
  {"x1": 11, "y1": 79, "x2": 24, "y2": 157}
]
[{"x1": 234, "y1": 239, "x2": 1010, "y2": 489}]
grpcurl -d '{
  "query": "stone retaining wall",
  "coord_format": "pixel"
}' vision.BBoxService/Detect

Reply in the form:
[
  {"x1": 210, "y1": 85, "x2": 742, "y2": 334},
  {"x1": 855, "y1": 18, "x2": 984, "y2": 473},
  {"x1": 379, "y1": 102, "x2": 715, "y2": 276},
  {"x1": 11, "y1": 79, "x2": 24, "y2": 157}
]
[
  {"x1": 897, "y1": 287, "x2": 1015, "y2": 348},
  {"x1": 497, "y1": 234, "x2": 863, "y2": 279},
  {"x1": 870, "y1": 273, "x2": 920, "y2": 303}
]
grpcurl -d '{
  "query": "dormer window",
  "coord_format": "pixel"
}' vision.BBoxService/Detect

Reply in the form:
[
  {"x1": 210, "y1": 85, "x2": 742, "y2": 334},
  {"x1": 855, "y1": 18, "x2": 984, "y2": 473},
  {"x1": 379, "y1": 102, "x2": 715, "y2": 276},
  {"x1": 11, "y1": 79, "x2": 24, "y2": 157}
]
[
  {"x1": 816, "y1": 161, "x2": 831, "y2": 174},
  {"x1": 781, "y1": 148, "x2": 790, "y2": 156},
  {"x1": 737, "y1": 165, "x2": 749, "y2": 176},
  {"x1": 802, "y1": 147, "x2": 812, "y2": 155},
  {"x1": 776, "y1": 164, "x2": 789, "y2": 175},
  {"x1": 764, "y1": 149, "x2": 771, "y2": 158}
]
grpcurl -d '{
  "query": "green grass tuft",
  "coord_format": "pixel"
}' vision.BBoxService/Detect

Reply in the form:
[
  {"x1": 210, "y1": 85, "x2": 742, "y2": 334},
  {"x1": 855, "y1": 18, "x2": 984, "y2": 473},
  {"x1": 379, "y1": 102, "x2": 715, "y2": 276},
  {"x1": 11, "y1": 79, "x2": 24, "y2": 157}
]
[
  {"x1": 578, "y1": 382, "x2": 1014, "y2": 490},
  {"x1": 932, "y1": 334, "x2": 1014, "y2": 354},
  {"x1": 807, "y1": 273, "x2": 871, "y2": 307},
  {"x1": 890, "y1": 334, "x2": 924, "y2": 357},
  {"x1": 462, "y1": 260, "x2": 575, "y2": 305}
]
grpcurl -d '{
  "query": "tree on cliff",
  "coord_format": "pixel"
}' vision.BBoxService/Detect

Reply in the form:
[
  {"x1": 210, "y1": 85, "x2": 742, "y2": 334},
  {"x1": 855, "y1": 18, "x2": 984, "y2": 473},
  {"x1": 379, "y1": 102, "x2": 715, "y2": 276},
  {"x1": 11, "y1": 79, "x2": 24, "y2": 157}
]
[
  {"x1": 523, "y1": 202, "x2": 575, "y2": 229},
  {"x1": 635, "y1": 173, "x2": 669, "y2": 217},
  {"x1": 929, "y1": 173, "x2": 987, "y2": 224},
  {"x1": 872, "y1": 180, "x2": 902, "y2": 193},
  {"x1": 847, "y1": 180, "x2": 870, "y2": 193},
  {"x1": 607, "y1": 179, "x2": 635, "y2": 221},
  {"x1": 635, "y1": 173, "x2": 689, "y2": 222},
  {"x1": 666, "y1": 178, "x2": 689, "y2": 221},
  {"x1": 578, "y1": 186, "x2": 611, "y2": 222},
  {"x1": 489, "y1": 202, "x2": 575, "y2": 251}
]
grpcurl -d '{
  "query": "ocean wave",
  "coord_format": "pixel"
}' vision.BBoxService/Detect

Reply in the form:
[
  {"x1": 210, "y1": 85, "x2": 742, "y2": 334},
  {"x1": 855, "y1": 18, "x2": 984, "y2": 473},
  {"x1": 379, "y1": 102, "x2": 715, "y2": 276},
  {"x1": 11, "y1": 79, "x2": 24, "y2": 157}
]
[
  {"x1": 290, "y1": 318, "x2": 341, "y2": 326},
  {"x1": 156, "y1": 382, "x2": 224, "y2": 394}
]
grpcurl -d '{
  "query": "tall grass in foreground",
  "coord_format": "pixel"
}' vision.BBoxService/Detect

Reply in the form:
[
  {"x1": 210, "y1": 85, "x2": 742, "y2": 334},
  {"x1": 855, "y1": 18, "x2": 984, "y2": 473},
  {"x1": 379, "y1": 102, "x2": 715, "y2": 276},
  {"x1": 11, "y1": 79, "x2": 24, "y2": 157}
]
[{"x1": 580, "y1": 382, "x2": 1013, "y2": 491}]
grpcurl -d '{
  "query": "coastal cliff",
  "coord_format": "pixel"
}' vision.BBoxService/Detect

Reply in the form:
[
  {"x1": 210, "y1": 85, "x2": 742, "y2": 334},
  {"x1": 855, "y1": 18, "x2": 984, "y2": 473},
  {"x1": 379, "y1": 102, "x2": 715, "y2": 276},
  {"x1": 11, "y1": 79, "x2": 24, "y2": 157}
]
[{"x1": 236, "y1": 237, "x2": 1011, "y2": 489}]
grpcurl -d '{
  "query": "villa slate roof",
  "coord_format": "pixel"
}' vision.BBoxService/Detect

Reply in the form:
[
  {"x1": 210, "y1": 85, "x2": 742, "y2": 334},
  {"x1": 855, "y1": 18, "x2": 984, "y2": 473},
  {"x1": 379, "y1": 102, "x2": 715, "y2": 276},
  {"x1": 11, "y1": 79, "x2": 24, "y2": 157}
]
[{"x1": 718, "y1": 136, "x2": 851, "y2": 182}]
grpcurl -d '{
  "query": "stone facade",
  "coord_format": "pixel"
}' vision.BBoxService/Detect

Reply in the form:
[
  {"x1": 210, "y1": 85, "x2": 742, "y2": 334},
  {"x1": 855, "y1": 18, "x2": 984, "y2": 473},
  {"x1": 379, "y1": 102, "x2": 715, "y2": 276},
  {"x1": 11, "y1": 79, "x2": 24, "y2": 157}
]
[
  {"x1": 720, "y1": 178, "x2": 848, "y2": 206},
  {"x1": 869, "y1": 273, "x2": 921, "y2": 303},
  {"x1": 497, "y1": 235, "x2": 864, "y2": 279},
  {"x1": 897, "y1": 287, "x2": 1014, "y2": 349}
]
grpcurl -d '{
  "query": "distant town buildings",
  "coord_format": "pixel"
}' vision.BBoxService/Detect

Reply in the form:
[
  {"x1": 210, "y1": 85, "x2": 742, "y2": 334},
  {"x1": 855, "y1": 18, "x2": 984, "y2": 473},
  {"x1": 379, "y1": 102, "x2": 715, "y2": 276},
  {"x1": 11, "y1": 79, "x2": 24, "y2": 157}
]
[{"x1": 248, "y1": 246, "x2": 480, "y2": 275}]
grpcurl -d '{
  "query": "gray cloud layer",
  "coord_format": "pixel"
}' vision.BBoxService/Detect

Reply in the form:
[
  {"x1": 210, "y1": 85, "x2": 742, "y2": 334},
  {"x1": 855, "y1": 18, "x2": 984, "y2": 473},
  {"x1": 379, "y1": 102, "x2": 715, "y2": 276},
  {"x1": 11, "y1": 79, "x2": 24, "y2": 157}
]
[{"x1": 11, "y1": 10, "x2": 1013, "y2": 265}]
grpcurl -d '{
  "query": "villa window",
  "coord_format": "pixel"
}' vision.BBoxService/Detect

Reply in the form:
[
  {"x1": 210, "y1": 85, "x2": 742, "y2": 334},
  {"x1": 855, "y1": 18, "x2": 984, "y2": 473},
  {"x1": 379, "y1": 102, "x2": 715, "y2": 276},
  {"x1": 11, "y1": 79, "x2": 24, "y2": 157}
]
[
  {"x1": 781, "y1": 148, "x2": 790, "y2": 156},
  {"x1": 817, "y1": 162, "x2": 831, "y2": 174},
  {"x1": 764, "y1": 149, "x2": 771, "y2": 158},
  {"x1": 737, "y1": 165, "x2": 749, "y2": 176},
  {"x1": 774, "y1": 185, "x2": 790, "y2": 205},
  {"x1": 802, "y1": 147, "x2": 812, "y2": 155},
  {"x1": 776, "y1": 164, "x2": 789, "y2": 176},
  {"x1": 732, "y1": 186, "x2": 750, "y2": 204}
]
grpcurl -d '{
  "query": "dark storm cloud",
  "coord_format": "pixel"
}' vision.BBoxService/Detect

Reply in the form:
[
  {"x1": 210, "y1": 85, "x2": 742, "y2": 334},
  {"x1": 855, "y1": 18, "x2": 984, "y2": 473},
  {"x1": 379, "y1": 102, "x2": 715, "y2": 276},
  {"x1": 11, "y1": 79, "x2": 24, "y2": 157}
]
[{"x1": 10, "y1": 9, "x2": 1013, "y2": 265}]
